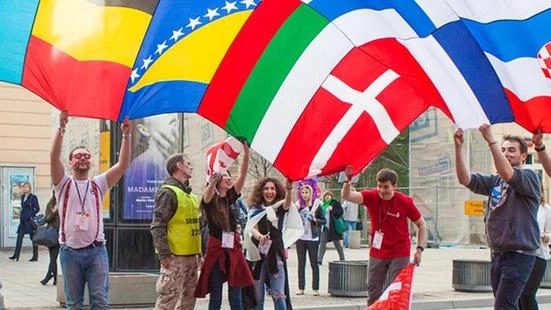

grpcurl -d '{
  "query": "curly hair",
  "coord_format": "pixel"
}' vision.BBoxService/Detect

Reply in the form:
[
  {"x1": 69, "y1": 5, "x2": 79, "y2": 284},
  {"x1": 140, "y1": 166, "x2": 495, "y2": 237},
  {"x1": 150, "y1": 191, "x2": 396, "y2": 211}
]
[{"x1": 247, "y1": 177, "x2": 285, "y2": 206}]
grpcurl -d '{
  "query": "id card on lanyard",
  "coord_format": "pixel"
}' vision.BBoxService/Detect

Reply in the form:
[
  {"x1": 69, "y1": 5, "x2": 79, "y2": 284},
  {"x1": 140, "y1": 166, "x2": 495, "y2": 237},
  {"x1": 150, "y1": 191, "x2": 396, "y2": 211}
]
[
  {"x1": 372, "y1": 198, "x2": 389, "y2": 249},
  {"x1": 75, "y1": 180, "x2": 90, "y2": 231}
]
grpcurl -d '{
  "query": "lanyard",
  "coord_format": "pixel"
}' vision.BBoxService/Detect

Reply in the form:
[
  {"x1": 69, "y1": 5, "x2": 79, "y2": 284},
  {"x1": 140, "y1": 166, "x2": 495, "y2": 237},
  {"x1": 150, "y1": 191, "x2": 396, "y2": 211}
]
[
  {"x1": 378, "y1": 197, "x2": 394, "y2": 227},
  {"x1": 74, "y1": 178, "x2": 90, "y2": 214}
]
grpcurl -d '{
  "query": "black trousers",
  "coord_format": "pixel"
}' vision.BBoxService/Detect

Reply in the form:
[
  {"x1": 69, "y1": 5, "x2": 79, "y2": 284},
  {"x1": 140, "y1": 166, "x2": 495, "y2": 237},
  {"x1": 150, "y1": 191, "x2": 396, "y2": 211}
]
[
  {"x1": 44, "y1": 244, "x2": 60, "y2": 281},
  {"x1": 519, "y1": 256, "x2": 547, "y2": 310},
  {"x1": 12, "y1": 230, "x2": 38, "y2": 259},
  {"x1": 296, "y1": 239, "x2": 320, "y2": 290}
]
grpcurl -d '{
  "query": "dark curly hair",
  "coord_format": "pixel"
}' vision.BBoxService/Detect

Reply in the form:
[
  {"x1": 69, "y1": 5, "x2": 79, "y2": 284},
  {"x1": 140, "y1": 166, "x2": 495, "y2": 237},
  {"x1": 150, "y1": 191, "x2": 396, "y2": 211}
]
[{"x1": 247, "y1": 177, "x2": 285, "y2": 207}]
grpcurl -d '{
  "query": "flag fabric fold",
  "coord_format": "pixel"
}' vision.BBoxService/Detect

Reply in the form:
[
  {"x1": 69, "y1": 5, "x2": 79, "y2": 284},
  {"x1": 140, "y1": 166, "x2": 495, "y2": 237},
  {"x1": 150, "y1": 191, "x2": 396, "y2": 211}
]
[{"x1": 1, "y1": 0, "x2": 551, "y2": 180}]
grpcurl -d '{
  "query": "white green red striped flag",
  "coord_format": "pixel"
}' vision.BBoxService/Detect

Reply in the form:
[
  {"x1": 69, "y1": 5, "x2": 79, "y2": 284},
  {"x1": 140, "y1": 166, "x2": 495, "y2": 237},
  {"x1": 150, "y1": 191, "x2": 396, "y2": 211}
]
[{"x1": 199, "y1": 0, "x2": 434, "y2": 180}]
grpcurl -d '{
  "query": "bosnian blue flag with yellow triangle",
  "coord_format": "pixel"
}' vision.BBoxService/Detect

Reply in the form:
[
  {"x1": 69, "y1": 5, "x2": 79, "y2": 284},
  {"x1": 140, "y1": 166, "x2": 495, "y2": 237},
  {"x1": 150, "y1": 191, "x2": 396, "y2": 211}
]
[{"x1": 118, "y1": 0, "x2": 259, "y2": 121}]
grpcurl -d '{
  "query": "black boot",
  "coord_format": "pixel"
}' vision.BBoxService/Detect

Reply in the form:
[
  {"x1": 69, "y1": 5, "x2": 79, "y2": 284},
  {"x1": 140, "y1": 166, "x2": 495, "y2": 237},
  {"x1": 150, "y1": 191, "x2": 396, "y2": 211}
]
[
  {"x1": 8, "y1": 255, "x2": 19, "y2": 261},
  {"x1": 40, "y1": 273, "x2": 53, "y2": 285}
]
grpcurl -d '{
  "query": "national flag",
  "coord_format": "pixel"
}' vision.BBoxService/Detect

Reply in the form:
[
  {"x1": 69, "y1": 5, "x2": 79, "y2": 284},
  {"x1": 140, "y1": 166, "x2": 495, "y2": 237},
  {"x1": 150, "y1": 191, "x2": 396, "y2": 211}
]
[
  {"x1": 368, "y1": 263, "x2": 416, "y2": 310},
  {"x1": 205, "y1": 137, "x2": 243, "y2": 181},
  {"x1": 440, "y1": 1, "x2": 551, "y2": 132},
  {"x1": 0, "y1": 0, "x2": 155, "y2": 120},
  {"x1": 199, "y1": 0, "x2": 515, "y2": 179},
  {"x1": 117, "y1": 0, "x2": 259, "y2": 121}
]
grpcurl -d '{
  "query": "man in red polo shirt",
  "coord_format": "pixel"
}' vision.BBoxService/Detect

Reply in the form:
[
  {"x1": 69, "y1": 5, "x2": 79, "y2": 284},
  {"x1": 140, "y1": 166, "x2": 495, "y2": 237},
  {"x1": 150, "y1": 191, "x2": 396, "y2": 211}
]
[{"x1": 341, "y1": 166, "x2": 427, "y2": 306}]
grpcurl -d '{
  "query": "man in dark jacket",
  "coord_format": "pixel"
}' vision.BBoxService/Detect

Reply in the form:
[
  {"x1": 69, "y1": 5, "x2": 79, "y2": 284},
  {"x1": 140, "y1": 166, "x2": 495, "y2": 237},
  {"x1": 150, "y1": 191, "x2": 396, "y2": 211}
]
[{"x1": 454, "y1": 125, "x2": 540, "y2": 309}]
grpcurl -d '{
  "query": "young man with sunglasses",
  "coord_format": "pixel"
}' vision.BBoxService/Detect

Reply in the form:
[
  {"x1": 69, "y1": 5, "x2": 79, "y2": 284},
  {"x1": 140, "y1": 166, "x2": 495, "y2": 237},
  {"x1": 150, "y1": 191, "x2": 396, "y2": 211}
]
[{"x1": 50, "y1": 111, "x2": 131, "y2": 308}]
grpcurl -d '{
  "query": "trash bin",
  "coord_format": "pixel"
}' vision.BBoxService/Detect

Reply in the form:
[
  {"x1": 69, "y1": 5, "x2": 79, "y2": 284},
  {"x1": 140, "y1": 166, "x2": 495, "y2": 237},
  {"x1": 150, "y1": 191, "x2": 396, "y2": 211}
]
[
  {"x1": 349, "y1": 230, "x2": 361, "y2": 249},
  {"x1": 452, "y1": 259, "x2": 492, "y2": 292},
  {"x1": 328, "y1": 260, "x2": 368, "y2": 297}
]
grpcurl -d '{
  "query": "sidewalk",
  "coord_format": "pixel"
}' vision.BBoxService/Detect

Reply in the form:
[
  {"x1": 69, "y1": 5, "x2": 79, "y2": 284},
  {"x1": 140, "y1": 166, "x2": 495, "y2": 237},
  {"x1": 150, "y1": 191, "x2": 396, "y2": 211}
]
[{"x1": 1, "y1": 245, "x2": 551, "y2": 309}]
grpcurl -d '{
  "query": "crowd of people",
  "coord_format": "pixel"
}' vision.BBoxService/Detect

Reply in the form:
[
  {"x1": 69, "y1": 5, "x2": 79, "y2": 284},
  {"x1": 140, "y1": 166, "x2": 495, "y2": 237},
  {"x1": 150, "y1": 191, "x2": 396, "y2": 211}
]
[{"x1": 8, "y1": 111, "x2": 551, "y2": 310}]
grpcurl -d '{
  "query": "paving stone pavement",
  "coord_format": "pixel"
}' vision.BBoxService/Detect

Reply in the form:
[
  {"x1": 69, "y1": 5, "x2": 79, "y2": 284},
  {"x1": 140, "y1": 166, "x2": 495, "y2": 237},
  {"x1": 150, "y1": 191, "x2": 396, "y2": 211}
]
[{"x1": 1, "y1": 245, "x2": 551, "y2": 309}]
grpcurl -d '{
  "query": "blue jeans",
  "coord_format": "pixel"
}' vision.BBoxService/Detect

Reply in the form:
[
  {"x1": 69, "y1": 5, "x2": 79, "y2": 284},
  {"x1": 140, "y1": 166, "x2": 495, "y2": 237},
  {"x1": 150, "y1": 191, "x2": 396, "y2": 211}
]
[
  {"x1": 343, "y1": 221, "x2": 357, "y2": 247},
  {"x1": 490, "y1": 252, "x2": 535, "y2": 310},
  {"x1": 208, "y1": 261, "x2": 242, "y2": 310},
  {"x1": 254, "y1": 257, "x2": 287, "y2": 310},
  {"x1": 59, "y1": 245, "x2": 109, "y2": 309}
]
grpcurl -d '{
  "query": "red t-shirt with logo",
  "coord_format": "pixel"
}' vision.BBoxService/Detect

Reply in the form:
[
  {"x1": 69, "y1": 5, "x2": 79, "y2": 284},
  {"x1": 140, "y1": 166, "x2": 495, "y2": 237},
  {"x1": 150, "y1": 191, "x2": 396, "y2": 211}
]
[{"x1": 361, "y1": 189, "x2": 422, "y2": 259}]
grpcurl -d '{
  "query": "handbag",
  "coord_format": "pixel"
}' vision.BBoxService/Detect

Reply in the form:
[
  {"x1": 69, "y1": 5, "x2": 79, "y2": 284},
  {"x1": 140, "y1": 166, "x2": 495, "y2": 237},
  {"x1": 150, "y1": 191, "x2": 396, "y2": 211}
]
[
  {"x1": 333, "y1": 216, "x2": 347, "y2": 234},
  {"x1": 32, "y1": 226, "x2": 59, "y2": 248},
  {"x1": 31, "y1": 214, "x2": 46, "y2": 230}
]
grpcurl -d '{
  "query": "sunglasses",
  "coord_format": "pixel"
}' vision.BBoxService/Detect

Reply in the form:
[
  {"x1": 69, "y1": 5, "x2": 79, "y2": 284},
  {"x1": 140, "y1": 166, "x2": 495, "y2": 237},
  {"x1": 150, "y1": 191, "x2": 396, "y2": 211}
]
[{"x1": 73, "y1": 153, "x2": 91, "y2": 160}]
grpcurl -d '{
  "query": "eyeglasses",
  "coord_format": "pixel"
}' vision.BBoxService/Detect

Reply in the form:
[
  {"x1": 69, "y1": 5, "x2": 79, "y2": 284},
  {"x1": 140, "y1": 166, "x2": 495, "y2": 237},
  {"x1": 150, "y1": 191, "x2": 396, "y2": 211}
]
[{"x1": 73, "y1": 153, "x2": 91, "y2": 160}]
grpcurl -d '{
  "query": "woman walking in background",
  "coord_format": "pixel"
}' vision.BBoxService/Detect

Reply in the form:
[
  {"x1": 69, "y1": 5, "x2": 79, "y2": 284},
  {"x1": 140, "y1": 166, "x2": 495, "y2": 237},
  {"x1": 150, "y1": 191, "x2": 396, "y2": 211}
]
[
  {"x1": 294, "y1": 181, "x2": 323, "y2": 296},
  {"x1": 317, "y1": 191, "x2": 345, "y2": 265},
  {"x1": 519, "y1": 188, "x2": 551, "y2": 309},
  {"x1": 41, "y1": 191, "x2": 60, "y2": 285},
  {"x1": 9, "y1": 182, "x2": 40, "y2": 262}
]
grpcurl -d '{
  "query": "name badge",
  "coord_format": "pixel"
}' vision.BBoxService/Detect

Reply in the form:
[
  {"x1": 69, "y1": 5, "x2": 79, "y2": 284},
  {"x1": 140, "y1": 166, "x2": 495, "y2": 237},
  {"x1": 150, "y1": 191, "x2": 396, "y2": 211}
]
[
  {"x1": 372, "y1": 230, "x2": 384, "y2": 249},
  {"x1": 76, "y1": 214, "x2": 90, "y2": 231},
  {"x1": 222, "y1": 231, "x2": 234, "y2": 249}
]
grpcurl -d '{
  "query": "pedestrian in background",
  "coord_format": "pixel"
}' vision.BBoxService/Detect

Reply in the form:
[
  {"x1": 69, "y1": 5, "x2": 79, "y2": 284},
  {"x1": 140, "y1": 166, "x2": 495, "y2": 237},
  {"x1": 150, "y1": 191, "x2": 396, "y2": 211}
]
[
  {"x1": 9, "y1": 182, "x2": 40, "y2": 262},
  {"x1": 519, "y1": 186, "x2": 551, "y2": 310},
  {"x1": 41, "y1": 191, "x2": 60, "y2": 286},
  {"x1": 151, "y1": 153, "x2": 202, "y2": 310},
  {"x1": 455, "y1": 125, "x2": 540, "y2": 309},
  {"x1": 294, "y1": 181, "x2": 323, "y2": 296},
  {"x1": 317, "y1": 191, "x2": 345, "y2": 265},
  {"x1": 342, "y1": 186, "x2": 359, "y2": 248}
]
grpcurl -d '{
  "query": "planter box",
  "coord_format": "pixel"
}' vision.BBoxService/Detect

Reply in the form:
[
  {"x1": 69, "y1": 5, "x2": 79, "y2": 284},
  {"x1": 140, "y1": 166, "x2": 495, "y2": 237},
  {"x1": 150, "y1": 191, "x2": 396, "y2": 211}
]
[{"x1": 56, "y1": 272, "x2": 157, "y2": 307}]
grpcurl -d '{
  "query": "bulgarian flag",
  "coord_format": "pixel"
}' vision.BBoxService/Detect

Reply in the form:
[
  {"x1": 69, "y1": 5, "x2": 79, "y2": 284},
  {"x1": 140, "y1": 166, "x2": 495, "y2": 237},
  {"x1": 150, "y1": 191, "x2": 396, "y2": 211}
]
[
  {"x1": 368, "y1": 263, "x2": 416, "y2": 310},
  {"x1": 199, "y1": 0, "x2": 435, "y2": 180}
]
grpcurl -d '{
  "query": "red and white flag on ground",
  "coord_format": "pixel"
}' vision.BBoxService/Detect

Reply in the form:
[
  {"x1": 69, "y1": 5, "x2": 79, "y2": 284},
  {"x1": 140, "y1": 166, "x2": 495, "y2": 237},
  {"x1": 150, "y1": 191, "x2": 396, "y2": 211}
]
[
  {"x1": 368, "y1": 263, "x2": 416, "y2": 310},
  {"x1": 205, "y1": 137, "x2": 243, "y2": 181}
]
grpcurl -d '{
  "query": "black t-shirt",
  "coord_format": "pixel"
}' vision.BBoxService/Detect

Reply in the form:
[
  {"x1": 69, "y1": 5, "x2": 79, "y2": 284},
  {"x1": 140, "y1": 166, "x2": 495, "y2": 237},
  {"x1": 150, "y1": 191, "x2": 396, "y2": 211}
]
[{"x1": 201, "y1": 187, "x2": 241, "y2": 240}]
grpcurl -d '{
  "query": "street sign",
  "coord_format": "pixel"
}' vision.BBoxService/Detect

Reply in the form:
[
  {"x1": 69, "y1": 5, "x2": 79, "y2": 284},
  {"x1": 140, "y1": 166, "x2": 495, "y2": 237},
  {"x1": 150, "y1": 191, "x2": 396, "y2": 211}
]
[{"x1": 464, "y1": 200, "x2": 484, "y2": 216}]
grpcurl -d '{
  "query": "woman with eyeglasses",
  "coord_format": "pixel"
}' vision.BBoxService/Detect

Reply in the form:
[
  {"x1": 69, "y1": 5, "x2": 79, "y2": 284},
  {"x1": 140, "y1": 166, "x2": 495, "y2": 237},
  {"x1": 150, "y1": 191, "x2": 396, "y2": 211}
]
[{"x1": 9, "y1": 182, "x2": 40, "y2": 262}]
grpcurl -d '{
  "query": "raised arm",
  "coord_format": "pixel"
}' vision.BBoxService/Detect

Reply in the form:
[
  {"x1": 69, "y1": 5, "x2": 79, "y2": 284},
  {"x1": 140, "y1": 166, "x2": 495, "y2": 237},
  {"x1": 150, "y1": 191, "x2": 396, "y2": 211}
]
[
  {"x1": 202, "y1": 173, "x2": 221, "y2": 204},
  {"x1": 233, "y1": 143, "x2": 249, "y2": 193},
  {"x1": 105, "y1": 117, "x2": 132, "y2": 188},
  {"x1": 454, "y1": 129, "x2": 471, "y2": 186},
  {"x1": 341, "y1": 165, "x2": 363, "y2": 204},
  {"x1": 283, "y1": 179, "x2": 293, "y2": 210},
  {"x1": 50, "y1": 111, "x2": 68, "y2": 186},
  {"x1": 533, "y1": 129, "x2": 551, "y2": 178},
  {"x1": 479, "y1": 124, "x2": 514, "y2": 182}
]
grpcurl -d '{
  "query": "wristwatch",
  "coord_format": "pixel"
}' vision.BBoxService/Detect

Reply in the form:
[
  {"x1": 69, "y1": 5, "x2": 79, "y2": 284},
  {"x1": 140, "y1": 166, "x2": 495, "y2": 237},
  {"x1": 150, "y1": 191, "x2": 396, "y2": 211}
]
[{"x1": 416, "y1": 246, "x2": 424, "y2": 252}]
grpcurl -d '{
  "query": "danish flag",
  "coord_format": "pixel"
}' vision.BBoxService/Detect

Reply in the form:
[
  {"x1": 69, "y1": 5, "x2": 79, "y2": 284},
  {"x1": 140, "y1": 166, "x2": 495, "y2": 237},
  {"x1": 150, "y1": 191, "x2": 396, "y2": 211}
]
[{"x1": 368, "y1": 263, "x2": 416, "y2": 310}]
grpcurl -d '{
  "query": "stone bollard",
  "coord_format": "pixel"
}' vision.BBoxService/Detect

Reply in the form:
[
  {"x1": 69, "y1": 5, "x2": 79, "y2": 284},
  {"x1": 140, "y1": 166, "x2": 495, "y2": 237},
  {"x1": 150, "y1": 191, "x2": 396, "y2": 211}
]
[{"x1": 349, "y1": 230, "x2": 361, "y2": 249}]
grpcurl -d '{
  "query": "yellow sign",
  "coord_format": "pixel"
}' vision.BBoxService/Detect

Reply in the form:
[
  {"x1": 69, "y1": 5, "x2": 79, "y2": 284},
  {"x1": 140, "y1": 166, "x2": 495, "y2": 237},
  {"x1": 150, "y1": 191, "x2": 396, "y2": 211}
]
[
  {"x1": 464, "y1": 200, "x2": 484, "y2": 216},
  {"x1": 99, "y1": 124, "x2": 110, "y2": 213}
]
